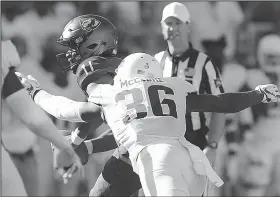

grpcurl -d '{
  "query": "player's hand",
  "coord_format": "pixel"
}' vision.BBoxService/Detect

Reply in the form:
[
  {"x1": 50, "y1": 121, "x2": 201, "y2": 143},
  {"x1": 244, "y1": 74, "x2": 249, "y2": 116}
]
[
  {"x1": 15, "y1": 72, "x2": 41, "y2": 99},
  {"x1": 255, "y1": 84, "x2": 280, "y2": 103},
  {"x1": 55, "y1": 145, "x2": 84, "y2": 184},
  {"x1": 62, "y1": 149, "x2": 84, "y2": 184}
]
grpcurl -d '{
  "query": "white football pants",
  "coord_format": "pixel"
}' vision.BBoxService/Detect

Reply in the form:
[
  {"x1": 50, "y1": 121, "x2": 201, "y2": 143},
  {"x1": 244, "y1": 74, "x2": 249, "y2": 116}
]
[{"x1": 136, "y1": 140, "x2": 206, "y2": 196}]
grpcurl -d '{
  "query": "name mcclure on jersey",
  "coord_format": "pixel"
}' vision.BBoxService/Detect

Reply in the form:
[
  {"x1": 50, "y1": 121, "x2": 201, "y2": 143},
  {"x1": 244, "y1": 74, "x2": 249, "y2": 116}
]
[{"x1": 119, "y1": 78, "x2": 165, "y2": 88}]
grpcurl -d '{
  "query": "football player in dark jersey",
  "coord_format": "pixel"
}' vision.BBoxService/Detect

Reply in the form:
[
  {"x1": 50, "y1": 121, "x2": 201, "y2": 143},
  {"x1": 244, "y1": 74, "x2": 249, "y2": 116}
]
[{"x1": 41, "y1": 14, "x2": 142, "y2": 196}]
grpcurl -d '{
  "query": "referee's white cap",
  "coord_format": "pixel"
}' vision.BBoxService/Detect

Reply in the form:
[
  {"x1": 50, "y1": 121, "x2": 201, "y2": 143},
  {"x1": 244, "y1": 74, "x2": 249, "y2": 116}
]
[{"x1": 161, "y1": 2, "x2": 191, "y2": 23}]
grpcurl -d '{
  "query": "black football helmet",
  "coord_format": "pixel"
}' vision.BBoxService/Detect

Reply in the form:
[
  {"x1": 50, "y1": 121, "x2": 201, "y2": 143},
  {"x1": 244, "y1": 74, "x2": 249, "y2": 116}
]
[{"x1": 56, "y1": 15, "x2": 118, "y2": 73}]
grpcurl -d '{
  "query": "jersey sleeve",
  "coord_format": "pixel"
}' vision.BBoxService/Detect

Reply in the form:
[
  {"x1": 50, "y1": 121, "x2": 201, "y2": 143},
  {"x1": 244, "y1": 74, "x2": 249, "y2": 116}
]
[
  {"x1": 1, "y1": 68, "x2": 24, "y2": 99},
  {"x1": 202, "y1": 59, "x2": 225, "y2": 95}
]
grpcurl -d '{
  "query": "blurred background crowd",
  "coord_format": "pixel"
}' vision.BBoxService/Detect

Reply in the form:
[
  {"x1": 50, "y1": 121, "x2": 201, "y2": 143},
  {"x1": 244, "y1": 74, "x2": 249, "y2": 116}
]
[{"x1": 2, "y1": 1, "x2": 280, "y2": 196}]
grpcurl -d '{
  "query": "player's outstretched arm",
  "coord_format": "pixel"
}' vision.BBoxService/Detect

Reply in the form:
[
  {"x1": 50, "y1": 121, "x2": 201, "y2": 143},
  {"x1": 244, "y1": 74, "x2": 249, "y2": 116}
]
[
  {"x1": 16, "y1": 72, "x2": 102, "y2": 122},
  {"x1": 35, "y1": 90, "x2": 102, "y2": 122},
  {"x1": 186, "y1": 84, "x2": 280, "y2": 113}
]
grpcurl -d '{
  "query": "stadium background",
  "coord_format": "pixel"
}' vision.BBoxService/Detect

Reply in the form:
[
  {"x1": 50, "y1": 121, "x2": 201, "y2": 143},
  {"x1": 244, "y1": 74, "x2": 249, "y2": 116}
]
[{"x1": 2, "y1": 1, "x2": 280, "y2": 196}]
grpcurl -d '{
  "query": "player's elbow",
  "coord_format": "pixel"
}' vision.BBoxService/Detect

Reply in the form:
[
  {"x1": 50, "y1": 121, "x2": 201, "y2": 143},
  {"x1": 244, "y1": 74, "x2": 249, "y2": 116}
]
[{"x1": 79, "y1": 102, "x2": 102, "y2": 123}]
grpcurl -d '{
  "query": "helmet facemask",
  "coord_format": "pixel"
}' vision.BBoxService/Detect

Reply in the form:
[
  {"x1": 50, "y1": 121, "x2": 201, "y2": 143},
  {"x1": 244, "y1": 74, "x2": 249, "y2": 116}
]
[{"x1": 56, "y1": 48, "x2": 82, "y2": 73}]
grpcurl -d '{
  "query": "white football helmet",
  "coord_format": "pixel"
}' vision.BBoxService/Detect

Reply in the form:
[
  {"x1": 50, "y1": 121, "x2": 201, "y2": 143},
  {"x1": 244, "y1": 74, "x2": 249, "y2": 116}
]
[
  {"x1": 257, "y1": 34, "x2": 280, "y2": 75},
  {"x1": 114, "y1": 53, "x2": 162, "y2": 84}
]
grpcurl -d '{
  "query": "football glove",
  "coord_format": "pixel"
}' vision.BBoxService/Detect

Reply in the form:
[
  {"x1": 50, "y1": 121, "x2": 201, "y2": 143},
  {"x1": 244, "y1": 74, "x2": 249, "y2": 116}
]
[
  {"x1": 15, "y1": 72, "x2": 41, "y2": 99},
  {"x1": 255, "y1": 84, "x2": 280, "y2": 103}
]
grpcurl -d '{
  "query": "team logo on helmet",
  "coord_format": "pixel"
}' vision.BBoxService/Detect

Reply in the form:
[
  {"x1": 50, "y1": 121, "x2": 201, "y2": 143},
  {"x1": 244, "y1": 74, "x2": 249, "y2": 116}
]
[{"x1": 81, "y1": 18, "x2": 101, "y2": 32}]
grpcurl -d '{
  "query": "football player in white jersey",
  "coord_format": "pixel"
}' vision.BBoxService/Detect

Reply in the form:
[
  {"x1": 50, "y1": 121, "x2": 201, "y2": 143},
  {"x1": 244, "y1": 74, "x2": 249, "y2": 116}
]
[
  {"x1": 18, "y1": 52, "x2": 280, "y2": 196},
  {"x1": 1, "y1": 40, "x2": 83, "y2": 195}
]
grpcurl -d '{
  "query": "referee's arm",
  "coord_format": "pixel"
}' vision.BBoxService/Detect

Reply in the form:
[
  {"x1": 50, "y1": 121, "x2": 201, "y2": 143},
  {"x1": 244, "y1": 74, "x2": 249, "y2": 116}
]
[{"x1": 202, "y1": 59, "x2": 226, "y2": 151}]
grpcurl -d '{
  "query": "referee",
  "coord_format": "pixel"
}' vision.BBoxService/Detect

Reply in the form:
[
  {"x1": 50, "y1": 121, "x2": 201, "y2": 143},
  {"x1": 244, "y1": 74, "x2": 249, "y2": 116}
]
[{"x1": 155, "y1": 2, "x2": 226, "y2": 161}]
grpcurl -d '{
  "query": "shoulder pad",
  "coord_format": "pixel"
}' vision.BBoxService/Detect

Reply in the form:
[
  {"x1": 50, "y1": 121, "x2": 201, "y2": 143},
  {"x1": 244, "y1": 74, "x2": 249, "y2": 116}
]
[{"x1": 166, "y1": 77, "x2": 196, "y2": 94}]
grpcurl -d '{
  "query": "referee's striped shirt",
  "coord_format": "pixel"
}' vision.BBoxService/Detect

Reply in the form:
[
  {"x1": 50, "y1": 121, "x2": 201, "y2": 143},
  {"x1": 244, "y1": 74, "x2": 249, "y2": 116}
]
[{"x1": 155, "y1": 43, "x2": 225, "y2": 133}]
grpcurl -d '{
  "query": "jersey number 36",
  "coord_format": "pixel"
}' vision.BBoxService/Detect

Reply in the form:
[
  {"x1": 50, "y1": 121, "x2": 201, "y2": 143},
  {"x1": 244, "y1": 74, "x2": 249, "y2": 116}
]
[{"x1": 115, "y1": 85, "x2": 178, "y2": 123}]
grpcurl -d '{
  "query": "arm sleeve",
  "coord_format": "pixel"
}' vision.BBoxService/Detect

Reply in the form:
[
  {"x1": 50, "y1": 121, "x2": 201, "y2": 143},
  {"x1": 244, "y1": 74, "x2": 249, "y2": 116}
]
[
  {"x1": 186, "y1": 90, "x2": 263, "y2": 113},
  {"x1": 202, "y1": 59, "x2": 225, "y2": 95},
  {"x1": 34, "y1": 90, "x2": 84, "y2": 122},
  {"x1": 84, "y1": 129, "x2": 117, "y2": 154},
  {"x1": 34, "y1": 90, "x2": 101, "y2": 122}
]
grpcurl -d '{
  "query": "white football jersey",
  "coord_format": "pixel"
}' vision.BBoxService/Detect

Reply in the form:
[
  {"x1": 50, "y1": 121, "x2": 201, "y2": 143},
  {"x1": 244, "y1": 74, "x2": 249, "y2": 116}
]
[
  {"x1": 88, "y1": 77, "x2": 224, "y2": 187},
  {"x1": 88, "y1": 77, "x2": 196, "y2": 155}
]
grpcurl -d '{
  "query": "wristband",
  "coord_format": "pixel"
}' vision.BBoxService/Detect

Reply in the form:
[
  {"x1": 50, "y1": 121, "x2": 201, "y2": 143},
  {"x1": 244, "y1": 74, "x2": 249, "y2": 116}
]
[{"x1": 31, "y1": 88, "x2": 42, "y2": 100}]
